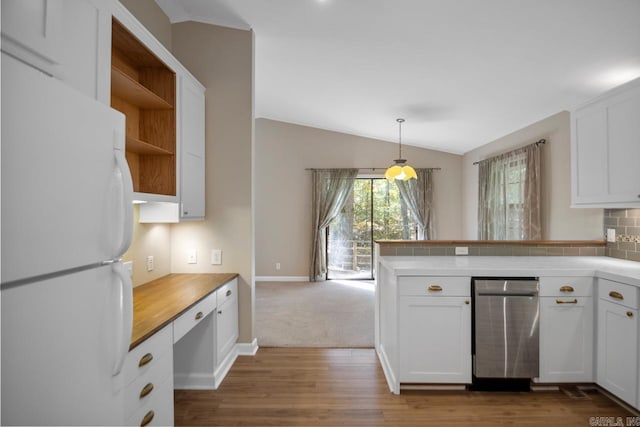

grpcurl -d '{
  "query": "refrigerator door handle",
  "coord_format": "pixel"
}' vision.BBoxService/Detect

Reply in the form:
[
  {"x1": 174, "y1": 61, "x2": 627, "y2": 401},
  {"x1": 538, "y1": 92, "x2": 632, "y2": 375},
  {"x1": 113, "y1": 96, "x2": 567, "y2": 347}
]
[
  {"x1": 111, "y1": 262, "x2": 133, "y2": 376},
  {"x1": 113, "y1": 134, "x2": 134, "y2": 259}
]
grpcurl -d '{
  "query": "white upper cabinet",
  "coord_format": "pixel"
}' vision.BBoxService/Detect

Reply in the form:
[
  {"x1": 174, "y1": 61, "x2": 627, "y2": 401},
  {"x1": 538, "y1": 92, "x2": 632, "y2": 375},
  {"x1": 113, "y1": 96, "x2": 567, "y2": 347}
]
[
  {"x1": 1, "y1": 0, "x2": 111, "y2": 102},
  {"x1": 138, "y1": 76, "x2": 205, "y2": 223},
  {"x1": 178, "y1": 75, "x2": 206, "y2": 221},
  {"x1": 1, "y1": 0, "x2": 63, "y2": 77},
  {"x1": 571, "y1": 77, "x2": 640, "y2": 207}
]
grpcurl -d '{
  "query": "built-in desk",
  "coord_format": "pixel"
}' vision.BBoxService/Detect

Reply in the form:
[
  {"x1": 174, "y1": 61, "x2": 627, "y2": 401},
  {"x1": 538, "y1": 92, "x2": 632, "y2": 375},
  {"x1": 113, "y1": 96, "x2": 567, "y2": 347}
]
[{"x1": 125, "y1": 273, "x2": 239, "y2": 427}]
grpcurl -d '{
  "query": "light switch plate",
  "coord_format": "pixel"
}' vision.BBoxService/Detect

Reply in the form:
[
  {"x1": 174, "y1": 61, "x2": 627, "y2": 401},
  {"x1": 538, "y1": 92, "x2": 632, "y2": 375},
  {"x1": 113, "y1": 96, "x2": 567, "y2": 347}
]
[
  {"x1": 146, "y1": 256, "x2": 154, "y2": 272},
  {"x1": 187, "y1": 249, "x2": 197, "y2": 264},
  {"x1": 124, "y1": 261, "x2": 133, "y2": 277},
  {"x1": 606, "y1": 228, "x2": 616, "y2": 243},
  {"x1": 211, "y1": 249, "x2": 222, "y2": 265}
]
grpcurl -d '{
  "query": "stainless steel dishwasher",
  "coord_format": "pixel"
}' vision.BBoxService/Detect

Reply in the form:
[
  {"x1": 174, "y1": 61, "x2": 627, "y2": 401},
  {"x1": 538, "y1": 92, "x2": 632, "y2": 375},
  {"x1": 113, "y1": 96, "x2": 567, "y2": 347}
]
[{"x1": 473, "y1": 278, "x2": 540, "y2": 382}]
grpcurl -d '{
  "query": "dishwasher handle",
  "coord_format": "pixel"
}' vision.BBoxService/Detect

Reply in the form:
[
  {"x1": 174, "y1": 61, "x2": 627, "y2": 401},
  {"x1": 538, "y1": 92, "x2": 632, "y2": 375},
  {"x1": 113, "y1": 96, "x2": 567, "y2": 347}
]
[{"x1": 475, "y1": 292, "x2": 538, "y2": 297}]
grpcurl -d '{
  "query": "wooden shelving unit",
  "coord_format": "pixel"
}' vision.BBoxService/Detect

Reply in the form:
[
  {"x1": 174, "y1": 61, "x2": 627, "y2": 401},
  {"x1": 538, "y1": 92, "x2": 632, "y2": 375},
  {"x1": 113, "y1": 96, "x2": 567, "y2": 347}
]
[
  {"x1": 111, "y1": 66, "x2": 173, "y2": 110},
  {"x1": 111, "y1": 18, "x2": 176, "y2": 197}
]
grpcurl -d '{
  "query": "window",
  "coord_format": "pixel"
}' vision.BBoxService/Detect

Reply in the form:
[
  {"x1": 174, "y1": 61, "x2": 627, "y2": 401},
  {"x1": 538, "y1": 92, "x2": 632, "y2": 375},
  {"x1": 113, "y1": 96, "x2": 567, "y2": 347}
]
[
  {"x1": 327, "y1": 178, "x2": 418, "y2": 280},
  {"x1": 478, "y1": 143, "x2": 541, "y2": 240}
]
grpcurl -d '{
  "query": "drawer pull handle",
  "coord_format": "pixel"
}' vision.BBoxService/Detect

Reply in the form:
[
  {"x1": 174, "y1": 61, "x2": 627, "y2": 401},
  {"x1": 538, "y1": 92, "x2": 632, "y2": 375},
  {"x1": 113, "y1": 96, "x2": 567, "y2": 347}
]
[
  {"x1": 609, "y1": 291, "x2": 624, "y2": 300},
  {"x1": 556, "y1": 299, "x2": 578, "y2": 304},
  {"x1": 628, "y1": 311, "x2": 634, "y2": 318},
  {"x1": 427, "y1": 285, "x2": 443, "y2": 292},
  {"x1": 138, "y1": 353, "x2": 153, "y2": 367},
  {"x1": 139, "y1": 383, "x2": 154, "y2": 399},
  {"x1": 140, "y1": 410, "x2": 154, "y2": 427},
  {"x1": 226, "y1": 289, "x2": 232, "y2": 297},
  {"x1": 195, "y1": 311, "x2": 204, "y2": 320},
  {"x1": 559, "y1": 286, "x2": 574, "y2": 292}
]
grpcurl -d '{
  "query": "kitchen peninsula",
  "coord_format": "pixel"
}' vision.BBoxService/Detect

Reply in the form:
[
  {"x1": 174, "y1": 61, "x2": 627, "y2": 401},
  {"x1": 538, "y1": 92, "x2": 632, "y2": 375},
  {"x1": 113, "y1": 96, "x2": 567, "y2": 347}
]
[{"x1": 376, "y1": 252, "x2": 640, "y2": 413}]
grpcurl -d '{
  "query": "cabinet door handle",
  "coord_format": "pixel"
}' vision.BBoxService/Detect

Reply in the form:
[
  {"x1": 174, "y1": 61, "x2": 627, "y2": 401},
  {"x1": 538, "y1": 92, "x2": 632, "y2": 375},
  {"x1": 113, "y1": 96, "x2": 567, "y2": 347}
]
[
  {"x1": 609, "y1": 291, "x2": 624, "y2": 300},
  {"x1": 195, "y1": 311, "x2": 204, "y2": 320},
  {"x1": 427, "y1": 285, "x2": 443, "y2": 292},
  {"x1": 226, "y1": 289, "x2": 232, "y2": 297},
  {"x1": 138, "y1": 353, "x2": 153, "y2": 367},
  {"x1": 559, "y1": 286, "x2": 574, "y2": 292},
  {"x1": 628, "y1": 311, "x2": 634, "y2": 318},
  {"x1": 139, "y1": 383, "x2": 154, "y2": 399},
  {"x1": 465, "y1": 300, "x2": 470, "y2": 305},
  {"x1": 556, "y1": 299, "x2": 578, "y2": 304},
  {"x1": 140, "y1": 410, "x2": 154, "y2": 427}
]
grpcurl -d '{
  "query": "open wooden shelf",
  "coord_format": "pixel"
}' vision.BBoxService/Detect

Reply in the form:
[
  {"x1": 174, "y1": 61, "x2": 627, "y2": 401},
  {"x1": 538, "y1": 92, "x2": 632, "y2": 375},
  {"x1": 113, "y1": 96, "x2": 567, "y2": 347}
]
[
  {"x1": 111, "y1": 18, "x2": 176, "y2": 197},
  {"x1": 111, "y1": 66, "x2": 173, "y2": 110},
  {"x1": 126, "y1": 136, "x2": 173, "y2": 155}
]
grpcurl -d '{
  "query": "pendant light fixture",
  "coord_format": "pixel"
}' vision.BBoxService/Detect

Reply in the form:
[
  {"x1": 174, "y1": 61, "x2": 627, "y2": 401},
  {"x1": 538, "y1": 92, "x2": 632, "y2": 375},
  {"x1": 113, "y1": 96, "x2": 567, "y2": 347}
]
[{"x1": 384, "y1": 118, "x2": 417, "y2": 181}]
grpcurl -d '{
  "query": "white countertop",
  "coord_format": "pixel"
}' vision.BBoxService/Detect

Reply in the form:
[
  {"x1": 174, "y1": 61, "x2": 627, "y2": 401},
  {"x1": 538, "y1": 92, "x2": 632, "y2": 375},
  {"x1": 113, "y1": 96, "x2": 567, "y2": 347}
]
[{"x1": 379, "y1": 256, "x2": 640, "y2": 286}]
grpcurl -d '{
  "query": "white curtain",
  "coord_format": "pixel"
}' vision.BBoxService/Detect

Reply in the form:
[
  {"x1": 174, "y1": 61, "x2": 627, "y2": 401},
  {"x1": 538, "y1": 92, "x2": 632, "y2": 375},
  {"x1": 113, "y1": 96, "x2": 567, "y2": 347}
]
[
  {"x1": 309, "y1": 169, "x2": 358, "y2": 281},
  {"x1": 395, "y1": 168, "x2": 435, "y2": 240},
  {"x1": 478, "y1": 143, "x2": 541, "y2": 240}
]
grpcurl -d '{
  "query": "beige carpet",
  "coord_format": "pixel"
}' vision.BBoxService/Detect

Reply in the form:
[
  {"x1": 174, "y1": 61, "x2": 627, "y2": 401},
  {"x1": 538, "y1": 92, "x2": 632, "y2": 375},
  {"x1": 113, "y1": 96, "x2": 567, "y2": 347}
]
[{"x1": 255, "y1": 280, "x2": 374, "y2": 347}]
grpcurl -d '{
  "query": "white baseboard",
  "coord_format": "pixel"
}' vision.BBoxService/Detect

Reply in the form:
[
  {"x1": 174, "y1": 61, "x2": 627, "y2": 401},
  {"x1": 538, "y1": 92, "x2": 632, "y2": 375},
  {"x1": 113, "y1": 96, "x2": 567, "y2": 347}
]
[
  {"x1": 236, "y1": 338, "x2": 259, "y2": 356},
  {"x1": 174, "y1": 372, "x2": 215, "y2": 390},
  {"x1": 255, "y1": 276, "x2": 308, "y2": 282},
  {"x1": 214, "y1": 346, "x2": 239, "y2": 388}
]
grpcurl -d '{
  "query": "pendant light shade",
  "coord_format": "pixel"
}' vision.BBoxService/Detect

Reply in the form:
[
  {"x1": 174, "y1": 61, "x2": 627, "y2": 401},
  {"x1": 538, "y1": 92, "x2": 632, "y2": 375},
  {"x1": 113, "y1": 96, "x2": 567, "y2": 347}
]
[{"x1": 385, "y1": 118, "x2": 417, "y2": 181}]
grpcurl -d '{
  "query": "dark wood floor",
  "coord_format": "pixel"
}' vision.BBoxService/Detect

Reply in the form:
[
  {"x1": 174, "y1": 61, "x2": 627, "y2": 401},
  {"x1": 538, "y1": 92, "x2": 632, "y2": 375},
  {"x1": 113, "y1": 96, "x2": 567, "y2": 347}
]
[{"x1": 174, "y1": 348, "x2": 636, "y2": 426}]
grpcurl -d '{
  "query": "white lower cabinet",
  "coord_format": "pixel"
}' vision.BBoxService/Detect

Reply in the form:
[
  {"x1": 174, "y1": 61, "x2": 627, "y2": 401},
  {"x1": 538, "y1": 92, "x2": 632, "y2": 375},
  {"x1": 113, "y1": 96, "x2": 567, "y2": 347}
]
[
  {"x1": 538, "y1": 277, "x2": 594, "y2": 383},
  {"x1": 398, "y1": 277, "x2": 471, "y2": 384},
  {"x1": 216, "y1": 279, "x2": 239, "y2": 365},
  {"x1": 596, "y1": 279, "x2": 639, "y2": 408},
  {"x1": 123, "y1": 325, "x2": 174, "y2": 426}
]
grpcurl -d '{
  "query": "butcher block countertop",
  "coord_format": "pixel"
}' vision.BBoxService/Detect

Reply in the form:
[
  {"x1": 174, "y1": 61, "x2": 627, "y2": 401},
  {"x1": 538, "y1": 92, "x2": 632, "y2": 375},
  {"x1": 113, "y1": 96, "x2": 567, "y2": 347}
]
[{"x1": 131, "y1": 273, "x2": 238, "y2": 349}]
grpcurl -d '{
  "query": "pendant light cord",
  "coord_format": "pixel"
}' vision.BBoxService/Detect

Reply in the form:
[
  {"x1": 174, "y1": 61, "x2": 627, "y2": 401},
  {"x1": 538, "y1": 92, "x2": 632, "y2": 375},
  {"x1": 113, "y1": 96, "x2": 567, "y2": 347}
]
[{"x1": 397, "y1": 118, "x2": 404, "y2": 159}]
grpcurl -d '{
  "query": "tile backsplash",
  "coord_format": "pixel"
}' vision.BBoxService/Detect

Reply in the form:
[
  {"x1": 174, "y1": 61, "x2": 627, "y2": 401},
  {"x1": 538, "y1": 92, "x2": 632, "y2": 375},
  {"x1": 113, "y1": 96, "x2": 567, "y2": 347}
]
[
  {"x1": 378, "y1": 242, "x2": 605, "y2": 257},
  {"x1": 604, "y1": 208, "x2": 640, "y2": 262}
]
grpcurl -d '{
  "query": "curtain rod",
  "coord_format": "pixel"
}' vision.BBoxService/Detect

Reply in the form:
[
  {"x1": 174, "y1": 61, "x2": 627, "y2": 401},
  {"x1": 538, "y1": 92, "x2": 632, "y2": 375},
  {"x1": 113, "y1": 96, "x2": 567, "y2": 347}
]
[
  {"x1": 472, "y1": 139, "x2": 546, "y2": 165},
  {"x1": 304, "y1": 167, "x2": 442, "y2": 171}
]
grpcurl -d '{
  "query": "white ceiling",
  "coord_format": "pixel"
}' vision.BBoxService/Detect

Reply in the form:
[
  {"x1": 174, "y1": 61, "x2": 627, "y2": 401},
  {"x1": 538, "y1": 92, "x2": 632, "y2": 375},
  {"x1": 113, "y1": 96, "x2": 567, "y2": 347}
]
[{"x1": 156, "y1": 0, "x2": 640, "y2": 154}]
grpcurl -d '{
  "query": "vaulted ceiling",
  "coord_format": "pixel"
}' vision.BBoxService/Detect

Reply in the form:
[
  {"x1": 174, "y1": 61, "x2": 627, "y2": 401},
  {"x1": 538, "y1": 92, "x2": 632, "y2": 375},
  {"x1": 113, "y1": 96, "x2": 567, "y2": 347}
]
[{"x1": 156, "y1": 0, "x2": 640, "y2": 154}]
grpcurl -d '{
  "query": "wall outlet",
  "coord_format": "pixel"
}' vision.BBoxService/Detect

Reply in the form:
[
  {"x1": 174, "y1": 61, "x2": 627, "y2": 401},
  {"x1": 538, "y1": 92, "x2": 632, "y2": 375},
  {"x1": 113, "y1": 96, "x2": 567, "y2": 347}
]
[
  {"x1": 124, "y1": 261, "x2": 133, "y2": 277},
  {"x1": 276, "y1": 262, "x2": 281, "y2": 270},
  {"x1": 455, "y1": 247, "x2": 469, "y2": 255},
  {"x1": 606, "y1": 228, "x2": 616, "y2": 243},
  {"x1": 146, "y1": 256, "x2": 154, "y2": 272},
  {"x1": 211, "y1": 249, "x2": 222, "y2": 265},
  {"x1": 187, "y1": 249, "x2": 197, "y2": 264}
]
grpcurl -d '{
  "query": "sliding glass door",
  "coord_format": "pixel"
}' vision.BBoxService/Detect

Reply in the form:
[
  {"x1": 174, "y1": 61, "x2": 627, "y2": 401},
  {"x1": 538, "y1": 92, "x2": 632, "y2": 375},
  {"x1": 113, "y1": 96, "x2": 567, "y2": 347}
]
[{"x1": 327, "y1": 178, "x2": 417, "y2": 280}]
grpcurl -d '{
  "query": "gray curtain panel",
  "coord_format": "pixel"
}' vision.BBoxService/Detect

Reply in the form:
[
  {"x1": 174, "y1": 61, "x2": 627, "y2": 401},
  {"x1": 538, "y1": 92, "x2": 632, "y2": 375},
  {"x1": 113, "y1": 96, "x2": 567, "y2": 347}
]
[
  {"x1": 309, "y1": 169, "x2": 359, "y2": 281},
  {"x1": 395, "y1": 169, "x2": 436, "y2": 240},
  {"x1": 477, "y1": 143, "x2": 541, "y2": 240}
]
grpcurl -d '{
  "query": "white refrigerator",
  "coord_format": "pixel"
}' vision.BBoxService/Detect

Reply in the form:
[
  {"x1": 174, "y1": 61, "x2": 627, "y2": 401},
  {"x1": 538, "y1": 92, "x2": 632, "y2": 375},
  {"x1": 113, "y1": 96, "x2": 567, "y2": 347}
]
[{"x1": 1, "y1": 53, "x2": 135, "y2": 425}]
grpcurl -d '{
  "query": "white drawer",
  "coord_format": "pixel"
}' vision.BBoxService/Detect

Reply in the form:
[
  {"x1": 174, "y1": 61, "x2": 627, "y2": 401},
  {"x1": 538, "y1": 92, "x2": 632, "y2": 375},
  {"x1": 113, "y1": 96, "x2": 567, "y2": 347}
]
[
  {"x1": 599, "y1": 278, "x2": 639, "y2": 309},
  {"x1": 124, "y1": 325, "x2": 172, "y2": 387},
  {"x1": 217, "y1": 278, "x2": 238, "y2": 307},
  {"x1": 124, "y1": 350, "x2": 173, "y2": 417},
  {"x1": 173, "y1": 290, "x2": 217, "y2": 344},
  {"x1": 125, "y1": 375, "x2": 174, "y2": 427},
  {"x1": 540, "y1": 276, "x2": 594, "y2": 297},
  {"x1": 398, "y1": 276, "x2": 470, "y2": 297}
]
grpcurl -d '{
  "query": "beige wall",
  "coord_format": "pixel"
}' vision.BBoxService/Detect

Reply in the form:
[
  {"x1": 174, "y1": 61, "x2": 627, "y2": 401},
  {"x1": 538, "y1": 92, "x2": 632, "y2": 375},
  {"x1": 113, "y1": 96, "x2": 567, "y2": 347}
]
[
  {"x1": 461, "y1": 111, "x2": 603, "y2": 240},
  {"x1": 118, "y1": 0, "x2": 172, "y2": 51},
  {"x1": 122, "y1": 206, "x2": 172, "y2": 287},
  {"x1": 171, "y1": 23, "x2": 255, "y2": 343},
  {"x1": 255, "y1": 119, "x2": 463, "y2": 277}
]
